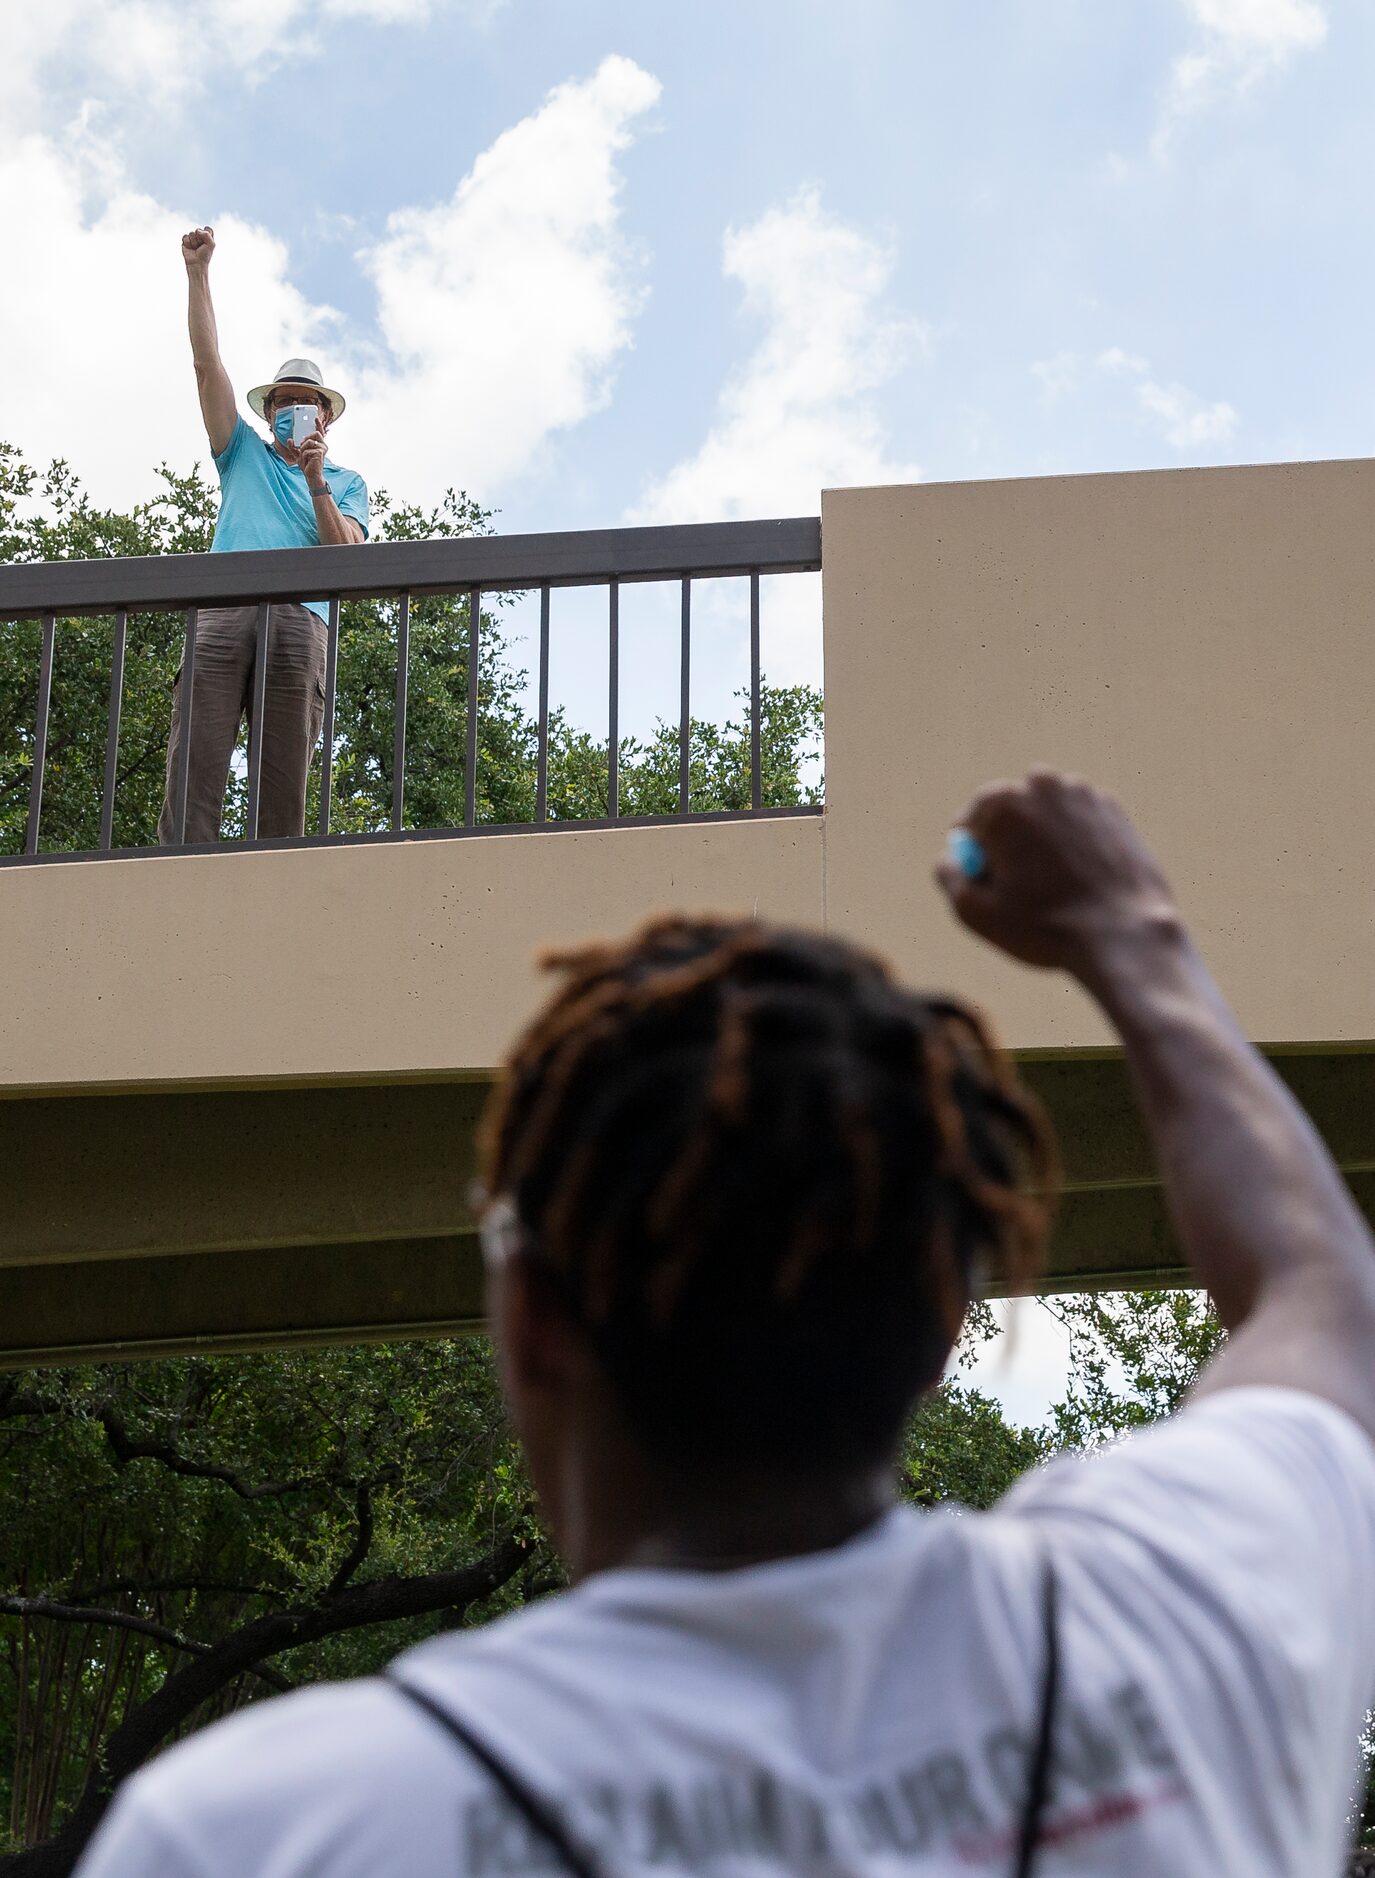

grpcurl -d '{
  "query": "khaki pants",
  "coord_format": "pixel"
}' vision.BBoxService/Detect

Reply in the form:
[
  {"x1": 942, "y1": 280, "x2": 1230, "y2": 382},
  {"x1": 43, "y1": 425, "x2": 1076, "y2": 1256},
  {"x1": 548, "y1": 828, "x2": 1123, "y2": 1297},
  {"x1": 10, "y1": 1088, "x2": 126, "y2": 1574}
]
[{"x1": 158, "y1": 605, "x2": 328, "y2": 846}]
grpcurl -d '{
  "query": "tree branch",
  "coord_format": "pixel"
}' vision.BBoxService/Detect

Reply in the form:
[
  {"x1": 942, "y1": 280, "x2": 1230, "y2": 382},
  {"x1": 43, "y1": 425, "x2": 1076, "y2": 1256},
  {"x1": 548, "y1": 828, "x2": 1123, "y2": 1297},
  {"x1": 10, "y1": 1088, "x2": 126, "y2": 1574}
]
[
  {"x1": 0, "y1": 1388, "x2": 312, "y2": 1502},
  {"x1": 324, "y1": 1483, "x2": 374, "y2": 1601},
  {"x1": 96, "y1": 1408, "x2": 311, "y2": 1500},
  {"x1": 0, "y1": 1597, "x2": 292, "y2": 1693},
  {"x1": 112, "y1": 739, "x2": 170, "y2": 794},
  {"x1": 64, "y1": 1575, "x2": 284, "y2": 1606},
  {"x1": 0, "y1": 1382, "x2": 51, "y2": 1421},
  {"x1": 44, "y1": 1530, "x2": 528, "y2": 1862}
]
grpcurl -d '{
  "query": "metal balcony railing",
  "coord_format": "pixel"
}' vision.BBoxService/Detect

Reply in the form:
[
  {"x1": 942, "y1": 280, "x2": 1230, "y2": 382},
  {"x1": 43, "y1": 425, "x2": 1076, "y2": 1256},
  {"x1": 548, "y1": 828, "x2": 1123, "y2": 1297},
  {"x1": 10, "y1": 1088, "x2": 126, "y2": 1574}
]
[{"x1": 0, "y1": 518, "x2": 822, "y2": 865}]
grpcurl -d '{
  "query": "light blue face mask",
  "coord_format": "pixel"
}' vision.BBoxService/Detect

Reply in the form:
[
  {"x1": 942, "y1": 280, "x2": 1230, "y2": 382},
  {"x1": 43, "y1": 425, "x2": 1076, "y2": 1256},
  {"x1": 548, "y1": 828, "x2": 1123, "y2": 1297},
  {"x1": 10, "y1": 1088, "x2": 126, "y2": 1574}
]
[{"x1": 273, "y1": 404, "x2": 319, "y2": 448}]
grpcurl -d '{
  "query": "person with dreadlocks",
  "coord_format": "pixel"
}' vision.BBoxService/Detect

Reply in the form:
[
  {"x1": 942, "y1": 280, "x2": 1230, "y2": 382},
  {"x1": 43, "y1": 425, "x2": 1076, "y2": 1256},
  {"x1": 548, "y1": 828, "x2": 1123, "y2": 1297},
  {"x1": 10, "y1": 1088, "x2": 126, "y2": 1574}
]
[{"x1": 79, "y1": 770, "x2": 1375, "y2": 1877}]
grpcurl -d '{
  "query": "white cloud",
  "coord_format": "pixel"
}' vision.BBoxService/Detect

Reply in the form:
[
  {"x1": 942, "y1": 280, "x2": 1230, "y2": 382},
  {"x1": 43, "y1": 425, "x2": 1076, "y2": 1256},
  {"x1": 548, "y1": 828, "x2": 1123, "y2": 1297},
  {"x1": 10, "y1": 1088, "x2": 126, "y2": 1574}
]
[
  {"x1": 0, "y1": 135, "x2": 335, "y2": 507},
  {"x1": 0, "y1": 8, "x2": 95, "y2": 126},
  {"x1": 631, "y1": 188, "x2": 923, "y2": 526},
  {"x1": 324, "y1": 0, "x2": 445, "y2": 18},
  {"x1": 1, "y1": 0, "x2": 491, "y2": 129},
  {"x1": 346, "y1": 55, "x2": 660, "y2": 499},
  {"x1": 1095, "y1": 346, "x2": 1150, "y2": 376},
  {"x1": 1187, "y1": 0, "x2": 1326, "y2": 52},
  {"x1": 323, "y1": 0, "x2": 506, "y2": 21},
  {"x1": 1157, "y1": 0, "x2": 1327, "y2": 148},
  {"x1": 3, "y1": 3, "x2": 305, "y2": 123},
  {"x1": 0, "y1": 56, "x2": 660, "y2": 513},
  {"x1": 1030, "y1": 351, "x2": 1079, "y2": 405},
  {"x1": 627, "y1": 189, "x2": 920, "y2": 693},
  {"x1": 1031, "y1": 347, "x2": 1238, "y2": 453},
  {"x1": 1135, "y1": 379, "x2": 1238, "y2": 447},
  {"x1": 1096, "y1": 348, "x2": 1238, "y2": 449}
]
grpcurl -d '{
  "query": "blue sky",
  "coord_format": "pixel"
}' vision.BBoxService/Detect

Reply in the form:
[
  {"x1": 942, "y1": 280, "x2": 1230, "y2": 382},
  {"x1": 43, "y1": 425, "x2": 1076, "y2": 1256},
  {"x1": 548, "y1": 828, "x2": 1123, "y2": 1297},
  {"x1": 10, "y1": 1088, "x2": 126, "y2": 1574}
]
[
  {"x1": 2, "y1": 0, "x2": 1364, "y2": 738},
  {"x1": 6, "y1": 0, "x2": 1365, "y2": 533},
  {"x1": 3, "y1": 0, "x2": 1352, "y2": 1418}
]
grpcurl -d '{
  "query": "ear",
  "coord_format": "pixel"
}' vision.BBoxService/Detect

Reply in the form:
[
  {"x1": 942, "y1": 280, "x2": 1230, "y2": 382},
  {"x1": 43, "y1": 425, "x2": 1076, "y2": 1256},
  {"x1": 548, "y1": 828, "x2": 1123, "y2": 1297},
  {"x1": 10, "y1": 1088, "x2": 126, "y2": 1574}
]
[{"x1": 487, "y1": 1257, "x2": 586, "y2": 1399}]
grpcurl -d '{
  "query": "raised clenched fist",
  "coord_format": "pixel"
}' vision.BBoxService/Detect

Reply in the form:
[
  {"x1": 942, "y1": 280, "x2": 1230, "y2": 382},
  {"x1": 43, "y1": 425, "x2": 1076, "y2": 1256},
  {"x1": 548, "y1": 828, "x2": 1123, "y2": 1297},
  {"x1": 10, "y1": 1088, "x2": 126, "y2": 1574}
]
[
  {"x1": 935, "y1": 768, "x2": 1181, "y2": 976},
  {"x1": 182, "y1": 227, "x2": 215, "y2": 271}
]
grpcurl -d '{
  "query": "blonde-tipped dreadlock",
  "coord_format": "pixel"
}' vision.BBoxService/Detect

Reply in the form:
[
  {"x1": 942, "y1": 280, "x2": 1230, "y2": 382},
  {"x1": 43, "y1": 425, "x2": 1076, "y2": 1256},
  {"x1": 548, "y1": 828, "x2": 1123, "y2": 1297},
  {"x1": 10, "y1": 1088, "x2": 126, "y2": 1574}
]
[{"x1": 480, "y1": 917, "x2": 1057, "y2": 1468}]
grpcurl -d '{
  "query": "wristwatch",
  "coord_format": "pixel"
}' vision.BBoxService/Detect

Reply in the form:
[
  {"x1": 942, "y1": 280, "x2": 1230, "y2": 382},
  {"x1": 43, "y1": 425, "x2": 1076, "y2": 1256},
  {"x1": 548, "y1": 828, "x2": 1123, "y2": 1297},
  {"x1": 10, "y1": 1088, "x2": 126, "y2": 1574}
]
[{"x1": 308, "y1": 483, "x2": 331, "y2": 500}]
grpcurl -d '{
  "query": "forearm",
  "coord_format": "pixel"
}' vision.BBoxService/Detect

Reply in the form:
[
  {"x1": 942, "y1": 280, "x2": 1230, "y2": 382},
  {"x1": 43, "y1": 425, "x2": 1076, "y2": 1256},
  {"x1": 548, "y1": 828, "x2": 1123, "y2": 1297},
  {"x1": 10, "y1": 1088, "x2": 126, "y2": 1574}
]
[
  {"x1": 186, "y1": 269, "x2": 235, "y2": 452},
  {"x1": 186, "y1": 270, "x2": 222, "y2": 373},
  {"x1": 308, "y1": 486, "x2": 361, "y2": 546},
  {"x1": 1079, "y1": 923, "x2": 1375, "y2": 1330}
]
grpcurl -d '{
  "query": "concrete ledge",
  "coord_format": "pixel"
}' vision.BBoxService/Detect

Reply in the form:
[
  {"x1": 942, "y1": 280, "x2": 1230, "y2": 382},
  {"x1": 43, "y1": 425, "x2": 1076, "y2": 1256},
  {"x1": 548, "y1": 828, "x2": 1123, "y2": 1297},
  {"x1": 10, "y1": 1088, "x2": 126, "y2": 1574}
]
[{"x1": 0, "y1": 817, "x2": 824, "y2": 1091}]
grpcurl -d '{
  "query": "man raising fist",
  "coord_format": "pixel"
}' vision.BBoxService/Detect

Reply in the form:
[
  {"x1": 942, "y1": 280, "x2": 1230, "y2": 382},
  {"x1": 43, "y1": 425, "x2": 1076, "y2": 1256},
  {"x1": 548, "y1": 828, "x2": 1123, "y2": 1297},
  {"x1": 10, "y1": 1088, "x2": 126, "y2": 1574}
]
[{"x1": 157, "y1": 226, "x2": 369, "y2": 846}]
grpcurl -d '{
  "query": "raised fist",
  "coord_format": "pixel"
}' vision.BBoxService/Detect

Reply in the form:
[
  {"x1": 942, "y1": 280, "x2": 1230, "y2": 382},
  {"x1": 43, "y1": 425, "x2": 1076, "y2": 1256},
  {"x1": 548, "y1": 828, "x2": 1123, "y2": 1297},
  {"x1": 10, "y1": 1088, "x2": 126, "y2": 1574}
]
[
  {"x1": 935, "y1": 768, "x2": 1181, "y2": 976},
  {"x1": 182, "y1": 227, "x2": 215, "y2": 271}
]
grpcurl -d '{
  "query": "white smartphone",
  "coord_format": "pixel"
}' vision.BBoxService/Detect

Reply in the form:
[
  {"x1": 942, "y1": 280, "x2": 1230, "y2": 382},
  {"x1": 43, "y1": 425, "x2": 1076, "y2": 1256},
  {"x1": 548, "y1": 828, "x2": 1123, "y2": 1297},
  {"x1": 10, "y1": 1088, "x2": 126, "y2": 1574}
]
[{"x1": 291, "y1": 404, "x2": 319, "y2": 449}]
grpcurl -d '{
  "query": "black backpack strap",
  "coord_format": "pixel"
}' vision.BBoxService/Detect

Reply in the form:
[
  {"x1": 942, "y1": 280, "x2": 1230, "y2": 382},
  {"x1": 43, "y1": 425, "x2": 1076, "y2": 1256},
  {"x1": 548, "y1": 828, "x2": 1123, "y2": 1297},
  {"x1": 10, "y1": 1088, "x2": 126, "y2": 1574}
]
[
  {"x1": 1013, "y1": 1560, "x2": 1061, "y2": 1878},
  {"x1": 385, "y1": 1671, "x2": 607, "y2": 1878}
]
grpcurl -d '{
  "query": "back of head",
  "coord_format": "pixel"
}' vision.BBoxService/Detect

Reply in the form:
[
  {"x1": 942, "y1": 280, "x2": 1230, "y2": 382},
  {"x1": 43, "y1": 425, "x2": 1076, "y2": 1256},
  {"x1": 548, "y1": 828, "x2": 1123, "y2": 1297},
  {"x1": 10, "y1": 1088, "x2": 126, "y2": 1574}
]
[{"x1": 481, "y1": 917, "x2": 1055, "y2": 1474}]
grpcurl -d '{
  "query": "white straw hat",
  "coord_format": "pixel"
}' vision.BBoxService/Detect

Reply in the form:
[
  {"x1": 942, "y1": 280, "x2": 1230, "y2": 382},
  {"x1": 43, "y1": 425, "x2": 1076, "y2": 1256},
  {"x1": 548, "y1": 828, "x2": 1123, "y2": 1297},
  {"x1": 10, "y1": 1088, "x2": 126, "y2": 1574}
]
[{"x1": 247, "y1": 358, "x2": 346, "y2": 421}]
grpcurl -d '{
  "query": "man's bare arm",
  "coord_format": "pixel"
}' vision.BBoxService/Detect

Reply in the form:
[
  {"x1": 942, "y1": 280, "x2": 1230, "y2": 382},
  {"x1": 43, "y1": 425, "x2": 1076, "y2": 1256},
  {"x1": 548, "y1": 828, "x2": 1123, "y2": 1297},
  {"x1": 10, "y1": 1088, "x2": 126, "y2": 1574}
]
[
  {"x1": 182, "y1": 228, "x2": 236, "y2": 457},
  {"x1": 938, "y1": 771, "x2": 1375, "y2": 1441},
  {"x1": 309, "y1": 494, "x2": 365, "y2": 546},
  {"x1": 297, "y1": 431, "x2": 364, "y2": 545}
]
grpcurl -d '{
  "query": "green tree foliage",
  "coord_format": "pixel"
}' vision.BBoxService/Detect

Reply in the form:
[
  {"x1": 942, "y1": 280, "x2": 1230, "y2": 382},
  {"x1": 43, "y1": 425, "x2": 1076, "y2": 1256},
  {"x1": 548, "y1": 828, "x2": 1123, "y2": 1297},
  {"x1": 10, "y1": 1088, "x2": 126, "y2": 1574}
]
[
  {"x1": 0, "y1": 447, "x2": 218, "y2": 852},
  {"x1": 0, "y1": 443, "x2": 822, "y2": 854},
  {"x1": 1045, "y1": 1288, "x2": 1224, "y2": 1448},
  {"x1": 901, "y1": 1380, "x2": 1046, "y2": 1511},
  {"x1": 0, "y1": 1346, "x2": 542, "y2": 1873}
]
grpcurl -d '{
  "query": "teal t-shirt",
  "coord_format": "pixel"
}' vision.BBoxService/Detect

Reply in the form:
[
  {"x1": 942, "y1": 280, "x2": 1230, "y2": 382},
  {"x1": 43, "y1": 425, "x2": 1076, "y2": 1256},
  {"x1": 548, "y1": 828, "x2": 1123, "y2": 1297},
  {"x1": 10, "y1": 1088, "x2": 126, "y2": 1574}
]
[{"x1": 211, "y1": 416, "x2": 369, "y2": 622}]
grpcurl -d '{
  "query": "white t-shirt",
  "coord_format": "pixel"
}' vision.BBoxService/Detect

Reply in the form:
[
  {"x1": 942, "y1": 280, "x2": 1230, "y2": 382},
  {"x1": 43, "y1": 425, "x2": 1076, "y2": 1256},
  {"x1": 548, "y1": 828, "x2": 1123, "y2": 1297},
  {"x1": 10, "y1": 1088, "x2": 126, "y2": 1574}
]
[{"x1": 76, "y1": 1387, "x2": 1375, "y2": 1876}]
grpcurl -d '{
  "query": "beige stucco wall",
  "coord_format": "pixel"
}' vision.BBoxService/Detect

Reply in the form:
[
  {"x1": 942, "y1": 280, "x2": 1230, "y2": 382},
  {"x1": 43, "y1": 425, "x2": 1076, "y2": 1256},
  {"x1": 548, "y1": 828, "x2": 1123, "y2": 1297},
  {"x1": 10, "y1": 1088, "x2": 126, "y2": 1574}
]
[
  {"x1": 0, "y1": 818, "x2": 823, "y2": 1091},
  {"x1": 822, "y1": 461, "x2": 1375, "y2": 1047}
]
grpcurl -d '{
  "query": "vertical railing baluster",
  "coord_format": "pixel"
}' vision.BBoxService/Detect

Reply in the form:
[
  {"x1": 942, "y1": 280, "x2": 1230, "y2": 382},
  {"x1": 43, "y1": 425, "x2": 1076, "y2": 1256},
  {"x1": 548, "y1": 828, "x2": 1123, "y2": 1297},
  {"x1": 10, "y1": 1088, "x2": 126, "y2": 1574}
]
[
  {"x1": 608, "y1": 579, "x2": 619, "y2": 820},
  {"x1": 749, "y1": 571, "x2": 762, "y2": 812},
  {"x1": 24, "y1": 611, "x2": 56, "y2": 856},
  {"x1": 679, "y1": 577, "x2": 691, "y2": 815},
  {"x1": 171, "y1": 609, "x2": 199, "y2": 847},
  {"x1": 319, "y1": 598, "x2": 339, "y2": 836},
  {"x1": 245, "y1": 602, "x2": 271, "y2": 840},
  {"x1": 535, "y1": 585, "x2": 550, "y2": 823},
  {"x1": 392, "y1": 592, "x2": 410, "y2": 834},
  {"x1": 465, "y1": 586, "x2": 480, "y2": 828},
  {"x1": 98, "y1": 608, "x2": 127, "y2": 852}
]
